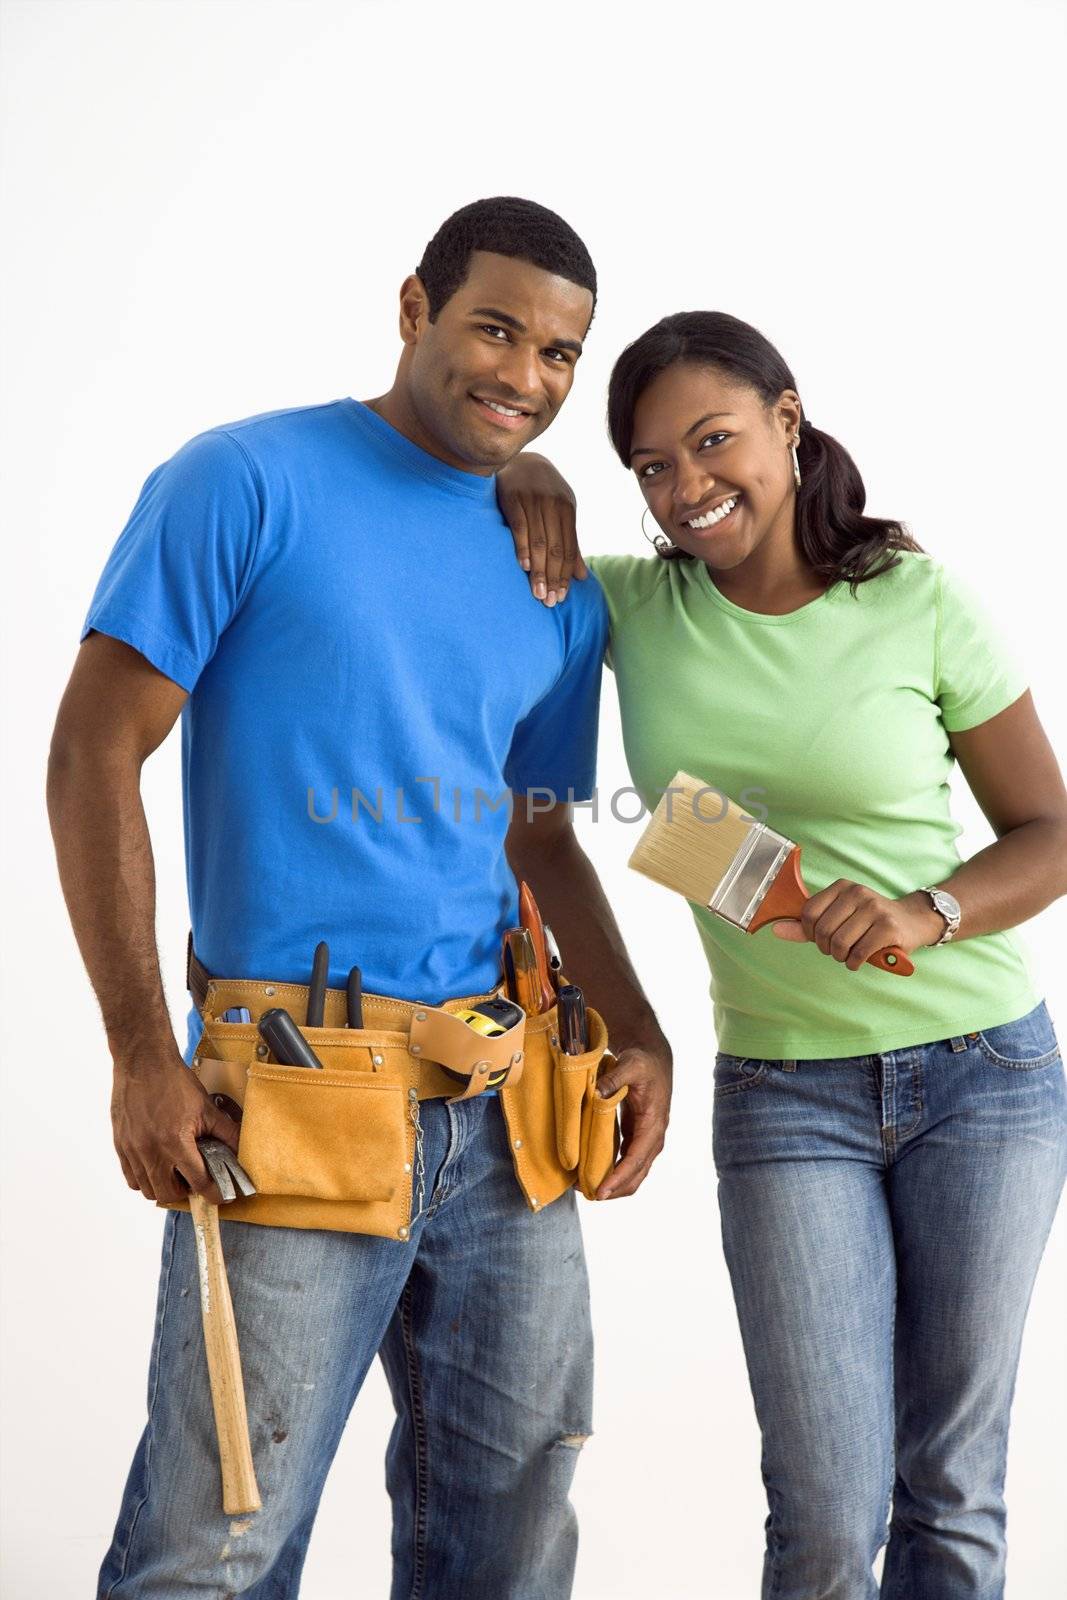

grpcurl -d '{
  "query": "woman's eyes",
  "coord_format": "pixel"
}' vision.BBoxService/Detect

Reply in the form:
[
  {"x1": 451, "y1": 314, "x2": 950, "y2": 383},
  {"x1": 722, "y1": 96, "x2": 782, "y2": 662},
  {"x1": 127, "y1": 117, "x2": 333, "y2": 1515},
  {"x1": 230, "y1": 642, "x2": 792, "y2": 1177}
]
[{"x1": 639, "y1": 432, "x2": 730, "y2": 479}]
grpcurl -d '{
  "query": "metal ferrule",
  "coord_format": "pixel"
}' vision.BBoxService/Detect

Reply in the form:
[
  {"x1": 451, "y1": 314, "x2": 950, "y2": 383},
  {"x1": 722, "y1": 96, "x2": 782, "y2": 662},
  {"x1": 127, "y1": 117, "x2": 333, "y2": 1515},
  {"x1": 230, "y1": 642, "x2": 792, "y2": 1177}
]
[{"x1": 709, "y1": 822, "x2": 794, "y2": 930}]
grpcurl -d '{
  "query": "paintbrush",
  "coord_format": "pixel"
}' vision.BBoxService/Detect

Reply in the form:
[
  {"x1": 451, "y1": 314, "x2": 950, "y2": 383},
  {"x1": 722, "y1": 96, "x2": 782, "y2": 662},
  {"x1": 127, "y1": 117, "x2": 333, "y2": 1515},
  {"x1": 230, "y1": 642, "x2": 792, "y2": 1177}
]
[{"x1": 628, "y1": 770, "x2": 914, "y2": 976}]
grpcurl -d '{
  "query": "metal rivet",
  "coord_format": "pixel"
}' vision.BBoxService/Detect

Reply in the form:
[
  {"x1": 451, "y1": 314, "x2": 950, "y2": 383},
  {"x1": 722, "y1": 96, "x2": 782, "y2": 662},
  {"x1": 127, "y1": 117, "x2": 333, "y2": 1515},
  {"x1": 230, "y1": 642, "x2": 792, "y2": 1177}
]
[
  {"x1": 531, "y1": 1198, "x2": 540, "y2": 1208},
  {"x1": 256, "y1": 1044, "x2": 269, "y2": 1059},
  {"x1": 372, "y1": 1054, "x2": 384, "y2": 1065},
  {"x1": 550, "y1": 1035, "x2": 559, "y2": 1047},
  {"x1": 264, "y1": 986, "x2": 275, "y2": 996},
  {"x1": 192, "y1": 1056, "x2": 200, "y2": 1068},
  {"x1": 410, "y1": 1043, "x2": 422, "y2": 1056},
  {"x1": 513, "y1": 1052, "x2": 523, "y2": 1063},
  {"x1": 414, "y1": 1011, "x2": 426, "y2": 1022},
  {"x1": 398, "y1": 1226, "x2": 409, "y2": 1239},
  {"x1": 477, "y1": 1061, "x2": 490, "y2": 1074},
  {"x1": 513, "y1": 1138, "x2": 523, "y2": 1149},
  {"x1": 404, "y1": 1162, "x2": 412, "y2": 1173}
]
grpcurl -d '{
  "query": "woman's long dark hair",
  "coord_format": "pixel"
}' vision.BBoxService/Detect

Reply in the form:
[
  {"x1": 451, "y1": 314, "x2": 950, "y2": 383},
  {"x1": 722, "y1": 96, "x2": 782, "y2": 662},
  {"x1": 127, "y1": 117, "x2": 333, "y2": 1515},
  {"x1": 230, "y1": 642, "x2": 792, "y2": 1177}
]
[{"x1": 607, "y1": 311, "x2": 921, "y2": 590}]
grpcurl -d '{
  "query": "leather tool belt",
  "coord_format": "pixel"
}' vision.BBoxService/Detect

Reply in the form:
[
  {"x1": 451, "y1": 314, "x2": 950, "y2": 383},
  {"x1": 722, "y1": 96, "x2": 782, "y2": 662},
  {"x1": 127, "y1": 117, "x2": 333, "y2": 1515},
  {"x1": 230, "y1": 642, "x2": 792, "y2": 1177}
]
[{"x1": 164, "y1": 938, "x2": 625, "y2": 1241}]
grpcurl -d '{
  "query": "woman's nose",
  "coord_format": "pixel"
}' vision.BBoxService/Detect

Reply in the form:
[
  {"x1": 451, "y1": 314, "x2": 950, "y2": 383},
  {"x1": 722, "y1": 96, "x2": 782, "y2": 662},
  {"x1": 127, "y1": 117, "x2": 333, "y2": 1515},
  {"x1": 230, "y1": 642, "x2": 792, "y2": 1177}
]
[{"x1": 674, "y1": 465, "x2": 713, "y2": 511}]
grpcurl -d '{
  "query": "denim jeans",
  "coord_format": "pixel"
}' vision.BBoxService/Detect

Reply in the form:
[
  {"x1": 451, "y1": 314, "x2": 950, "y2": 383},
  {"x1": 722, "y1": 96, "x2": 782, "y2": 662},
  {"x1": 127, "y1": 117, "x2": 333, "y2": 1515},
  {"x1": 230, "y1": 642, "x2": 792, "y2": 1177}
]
[
  {"x1": 713, "y1": 999, "x2": 1067, "y2": 1600},
  {"x1": 98, "y1": 1091, "x2": 593, "y2": 1599}
]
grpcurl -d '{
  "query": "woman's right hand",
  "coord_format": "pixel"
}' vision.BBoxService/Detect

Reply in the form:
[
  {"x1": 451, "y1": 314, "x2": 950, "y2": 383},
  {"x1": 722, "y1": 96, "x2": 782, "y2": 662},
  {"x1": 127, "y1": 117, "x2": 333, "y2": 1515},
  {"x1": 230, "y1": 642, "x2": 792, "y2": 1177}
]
[{"x1": 495, "y1": 451, "x2": 587, "y2": 606}]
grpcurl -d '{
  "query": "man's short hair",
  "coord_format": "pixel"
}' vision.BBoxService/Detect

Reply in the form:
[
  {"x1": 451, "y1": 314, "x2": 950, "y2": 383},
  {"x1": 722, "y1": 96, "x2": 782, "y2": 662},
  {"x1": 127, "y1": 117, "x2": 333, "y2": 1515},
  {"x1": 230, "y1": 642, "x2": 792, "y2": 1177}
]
[{"x1": 416, "y1": 196, "x2": 597, "y2": 323}]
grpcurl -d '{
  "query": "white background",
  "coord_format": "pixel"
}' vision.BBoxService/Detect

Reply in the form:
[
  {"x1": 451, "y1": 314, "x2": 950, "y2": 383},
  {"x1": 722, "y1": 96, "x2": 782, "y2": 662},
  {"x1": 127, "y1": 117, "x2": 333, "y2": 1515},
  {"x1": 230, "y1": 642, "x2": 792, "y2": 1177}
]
[{"x1": 2, "y1": 1, "x2": 1065, "y2": 1595}]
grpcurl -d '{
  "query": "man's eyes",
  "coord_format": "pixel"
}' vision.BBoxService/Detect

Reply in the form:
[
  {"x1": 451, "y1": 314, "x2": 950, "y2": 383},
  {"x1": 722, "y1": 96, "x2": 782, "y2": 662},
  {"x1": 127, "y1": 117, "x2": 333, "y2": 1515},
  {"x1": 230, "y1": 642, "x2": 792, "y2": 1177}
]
[{"x1": 477, "y1": 326, "x2": 572, "y2": 364}]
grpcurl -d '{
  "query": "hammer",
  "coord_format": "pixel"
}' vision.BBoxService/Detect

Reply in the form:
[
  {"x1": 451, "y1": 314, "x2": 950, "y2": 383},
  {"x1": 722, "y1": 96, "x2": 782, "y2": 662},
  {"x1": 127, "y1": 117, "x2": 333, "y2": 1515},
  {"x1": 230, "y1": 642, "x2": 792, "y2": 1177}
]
[{"x1": 189, "y1": 1137, "x2": 261, "y2": 1515}]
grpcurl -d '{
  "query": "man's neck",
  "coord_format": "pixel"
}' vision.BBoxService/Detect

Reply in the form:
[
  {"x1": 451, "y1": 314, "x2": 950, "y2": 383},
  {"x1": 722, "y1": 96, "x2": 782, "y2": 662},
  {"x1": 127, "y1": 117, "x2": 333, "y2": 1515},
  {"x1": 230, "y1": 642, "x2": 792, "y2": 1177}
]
[{"x1": 362, "y1": 388, "x2": 493, "y2": 478}]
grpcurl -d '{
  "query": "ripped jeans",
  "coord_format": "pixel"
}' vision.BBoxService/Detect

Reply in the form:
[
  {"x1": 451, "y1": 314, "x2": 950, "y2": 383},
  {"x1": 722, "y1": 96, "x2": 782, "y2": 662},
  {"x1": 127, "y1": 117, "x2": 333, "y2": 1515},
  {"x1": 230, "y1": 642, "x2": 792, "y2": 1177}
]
[{"x1": 98, "y1": 1091, "x2": 593, "y2": 1599}]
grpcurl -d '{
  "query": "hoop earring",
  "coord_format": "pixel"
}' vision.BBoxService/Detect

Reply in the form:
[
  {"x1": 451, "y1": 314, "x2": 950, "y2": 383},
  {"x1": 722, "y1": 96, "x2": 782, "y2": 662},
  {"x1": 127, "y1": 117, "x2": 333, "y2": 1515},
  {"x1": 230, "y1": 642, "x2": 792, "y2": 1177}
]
[
  {"x1": 641, "y1": 507, "x2": 676, "y2": 555},
  {"x1": 791, "y1": 441, "x2": 802, "y2": 491}
]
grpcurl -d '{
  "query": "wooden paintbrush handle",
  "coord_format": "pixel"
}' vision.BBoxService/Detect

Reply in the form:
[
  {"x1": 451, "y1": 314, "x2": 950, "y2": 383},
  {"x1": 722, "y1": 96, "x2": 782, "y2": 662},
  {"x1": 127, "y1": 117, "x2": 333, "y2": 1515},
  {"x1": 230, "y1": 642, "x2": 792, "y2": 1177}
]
[
  {"x1": 188, "y1": 1193, "x2": 261, "y2": 1514},
  {"x1": 748, "y1": 846, "x2": 915, "y2": 977}
]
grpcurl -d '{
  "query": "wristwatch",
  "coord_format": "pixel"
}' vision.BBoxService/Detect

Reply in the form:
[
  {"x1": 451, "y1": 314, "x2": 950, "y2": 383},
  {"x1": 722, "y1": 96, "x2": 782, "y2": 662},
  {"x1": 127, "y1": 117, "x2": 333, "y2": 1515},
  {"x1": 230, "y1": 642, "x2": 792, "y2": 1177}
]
[{"x1": 918, "y1": 886, "x2": 961, "y2": 945}]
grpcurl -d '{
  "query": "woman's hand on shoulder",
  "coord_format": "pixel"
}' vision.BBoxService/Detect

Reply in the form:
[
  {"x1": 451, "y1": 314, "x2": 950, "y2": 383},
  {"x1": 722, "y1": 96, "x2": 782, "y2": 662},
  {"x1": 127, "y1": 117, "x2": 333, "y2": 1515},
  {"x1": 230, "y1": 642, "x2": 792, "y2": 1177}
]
[{"x1": 495, "y1": 451, "x2": 587, "y2": 606}]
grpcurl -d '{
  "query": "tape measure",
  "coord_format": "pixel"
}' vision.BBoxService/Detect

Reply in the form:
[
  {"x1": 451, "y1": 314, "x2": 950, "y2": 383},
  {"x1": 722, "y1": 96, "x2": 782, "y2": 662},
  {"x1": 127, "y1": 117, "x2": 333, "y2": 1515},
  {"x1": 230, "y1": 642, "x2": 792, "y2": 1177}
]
[{"x1": 442, "y1": 999, "x2": 525, "y2": 1088}]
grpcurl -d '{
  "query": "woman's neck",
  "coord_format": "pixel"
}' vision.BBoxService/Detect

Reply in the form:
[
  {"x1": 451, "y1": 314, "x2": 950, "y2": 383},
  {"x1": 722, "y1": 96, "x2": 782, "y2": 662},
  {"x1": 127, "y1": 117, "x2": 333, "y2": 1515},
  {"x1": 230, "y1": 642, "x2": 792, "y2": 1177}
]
[{"x1": 707, "y1": 509, "x2": 826, "y2": 616}]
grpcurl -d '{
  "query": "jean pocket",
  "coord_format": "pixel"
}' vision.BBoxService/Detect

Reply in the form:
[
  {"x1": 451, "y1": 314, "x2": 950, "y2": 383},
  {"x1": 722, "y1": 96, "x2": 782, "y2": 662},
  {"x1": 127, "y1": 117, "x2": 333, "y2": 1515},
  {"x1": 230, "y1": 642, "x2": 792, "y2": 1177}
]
[
  {"x1": 975, "y1": 1002, "x2": 1061, "y2": 1071},
  {"x1": 713, "y1": 1052, "x2": 768, "y2": 1093}
]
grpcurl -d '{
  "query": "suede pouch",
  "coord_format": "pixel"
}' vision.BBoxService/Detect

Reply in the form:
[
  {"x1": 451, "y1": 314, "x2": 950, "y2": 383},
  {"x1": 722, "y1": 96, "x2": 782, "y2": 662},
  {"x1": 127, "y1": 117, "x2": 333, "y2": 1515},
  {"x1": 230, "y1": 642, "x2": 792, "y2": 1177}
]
[
  {"x1": 499, "y1": 1005, "x2": 623, "y2": 1211},
  {"x1": 174, "y1": 1014, "x2": 419, "y2": 1239}
]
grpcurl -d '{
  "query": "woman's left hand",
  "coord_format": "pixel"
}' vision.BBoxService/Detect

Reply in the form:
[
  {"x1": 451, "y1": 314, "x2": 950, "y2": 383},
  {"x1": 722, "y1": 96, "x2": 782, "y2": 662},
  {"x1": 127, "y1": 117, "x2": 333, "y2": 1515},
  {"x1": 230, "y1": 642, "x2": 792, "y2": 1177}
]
[
  {"x1": 495, "y1": 451, "x2": 587, "y2": 606},
  {"x1": 772, "y1": 882, "x2": 945, "y2": 970}
]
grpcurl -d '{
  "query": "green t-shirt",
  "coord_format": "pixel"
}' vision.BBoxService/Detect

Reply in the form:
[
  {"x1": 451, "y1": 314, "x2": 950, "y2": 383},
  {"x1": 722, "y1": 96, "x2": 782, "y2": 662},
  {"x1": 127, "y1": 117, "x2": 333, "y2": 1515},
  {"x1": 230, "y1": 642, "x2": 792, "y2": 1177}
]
[{"x1": 587, "y1": 548, "x2": 1039, "y2": 1059}]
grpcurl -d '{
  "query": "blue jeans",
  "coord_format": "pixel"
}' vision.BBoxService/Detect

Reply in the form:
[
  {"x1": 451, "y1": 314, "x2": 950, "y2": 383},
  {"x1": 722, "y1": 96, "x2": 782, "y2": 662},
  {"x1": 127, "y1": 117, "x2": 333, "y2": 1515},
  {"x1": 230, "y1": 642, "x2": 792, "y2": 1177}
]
[
  {"x1": 98, "y1": 1092, "x2": 593, "y2": 1599},
  {"x1": 713, "y1": 999, "x2": 1067, "y2": 1600}
]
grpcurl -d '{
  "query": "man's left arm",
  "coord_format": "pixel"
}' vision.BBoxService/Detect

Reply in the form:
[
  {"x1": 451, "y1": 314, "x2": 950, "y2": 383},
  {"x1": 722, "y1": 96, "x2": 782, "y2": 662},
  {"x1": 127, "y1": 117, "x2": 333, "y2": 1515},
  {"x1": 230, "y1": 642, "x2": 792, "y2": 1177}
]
[{"x1": 506, "y1": 800, "x2": 672, "y2": 1200}]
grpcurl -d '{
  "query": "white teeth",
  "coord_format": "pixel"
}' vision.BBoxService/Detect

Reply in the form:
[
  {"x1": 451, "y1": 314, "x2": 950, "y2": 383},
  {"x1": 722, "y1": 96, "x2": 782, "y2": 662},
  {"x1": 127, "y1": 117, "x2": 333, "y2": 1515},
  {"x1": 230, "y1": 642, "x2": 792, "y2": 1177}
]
[
  {"x1": 686, "y1": 496, "x2": 739, "y2": 530},
  {"x1": 483, "y1": 400, "x2": 522, "y2": 417}
]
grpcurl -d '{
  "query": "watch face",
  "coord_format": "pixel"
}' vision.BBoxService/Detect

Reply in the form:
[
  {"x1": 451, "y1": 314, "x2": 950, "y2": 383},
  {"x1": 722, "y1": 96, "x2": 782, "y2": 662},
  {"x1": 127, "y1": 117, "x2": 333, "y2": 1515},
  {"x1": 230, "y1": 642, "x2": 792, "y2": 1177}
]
[{"x1": 934, "y1": 891, "x2": 961, "y2": 918}]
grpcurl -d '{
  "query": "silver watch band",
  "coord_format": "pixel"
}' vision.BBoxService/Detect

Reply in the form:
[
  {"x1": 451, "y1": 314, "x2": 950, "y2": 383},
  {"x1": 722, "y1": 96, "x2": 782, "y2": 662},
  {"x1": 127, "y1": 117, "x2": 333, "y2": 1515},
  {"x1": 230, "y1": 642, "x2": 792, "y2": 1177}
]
[{"x1": 919, "y1": 886, "x2": 960, "y2": 945}]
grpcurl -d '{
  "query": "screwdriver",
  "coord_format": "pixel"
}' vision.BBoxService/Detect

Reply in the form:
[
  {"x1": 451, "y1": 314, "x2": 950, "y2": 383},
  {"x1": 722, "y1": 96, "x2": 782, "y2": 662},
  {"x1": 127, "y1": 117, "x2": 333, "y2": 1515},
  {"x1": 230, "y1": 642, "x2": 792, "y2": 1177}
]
[{"x1": 557, "y1": 985, "x2": 588, "y2": 1055}]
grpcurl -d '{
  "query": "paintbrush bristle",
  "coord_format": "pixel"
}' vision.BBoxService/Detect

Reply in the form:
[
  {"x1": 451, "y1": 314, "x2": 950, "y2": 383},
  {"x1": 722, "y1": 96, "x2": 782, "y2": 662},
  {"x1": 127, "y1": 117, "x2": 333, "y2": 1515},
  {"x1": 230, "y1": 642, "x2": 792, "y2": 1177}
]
[{"x1": 628, "y1": 771, "x2": 757, "y2": 906}]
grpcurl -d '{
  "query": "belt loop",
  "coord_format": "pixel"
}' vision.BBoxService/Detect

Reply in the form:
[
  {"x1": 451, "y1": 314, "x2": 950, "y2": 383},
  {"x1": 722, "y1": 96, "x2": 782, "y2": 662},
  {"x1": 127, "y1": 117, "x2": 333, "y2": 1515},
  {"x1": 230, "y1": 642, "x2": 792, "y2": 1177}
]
[
  {"x1": 948, "y1": 1035, "x2": 969, "y2": 1053},
  {"x1": 780, "y1": 1059, "x2": 797, "y2": 1072}
]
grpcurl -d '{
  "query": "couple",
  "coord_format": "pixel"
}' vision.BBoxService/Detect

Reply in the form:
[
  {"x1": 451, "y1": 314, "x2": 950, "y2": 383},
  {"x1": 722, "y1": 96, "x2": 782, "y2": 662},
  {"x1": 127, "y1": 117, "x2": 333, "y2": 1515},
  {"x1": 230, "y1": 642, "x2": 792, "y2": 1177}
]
[{"x1": 48, "y1": 195, "x2": 1066, "y2": 1599}]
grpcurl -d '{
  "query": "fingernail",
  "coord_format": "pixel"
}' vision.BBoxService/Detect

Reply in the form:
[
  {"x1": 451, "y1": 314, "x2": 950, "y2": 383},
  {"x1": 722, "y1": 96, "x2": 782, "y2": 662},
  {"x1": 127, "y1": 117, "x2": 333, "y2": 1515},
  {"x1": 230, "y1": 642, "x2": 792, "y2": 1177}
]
[
  {"x1": 534, "y1": 580, "x2": 546, "y2": 599},
  {"x1": 521, "y1": 558, "x2": 531, "y2": 570},
  {"x1": 600, "y1": 1189, "x2": 613, "y2": 1201},
  {"x1": 546, "y1": 591, "x2": 557, "y2": 606},
  {"x1": 557, "y1": 584, "x2": 567, "y2": 600}
]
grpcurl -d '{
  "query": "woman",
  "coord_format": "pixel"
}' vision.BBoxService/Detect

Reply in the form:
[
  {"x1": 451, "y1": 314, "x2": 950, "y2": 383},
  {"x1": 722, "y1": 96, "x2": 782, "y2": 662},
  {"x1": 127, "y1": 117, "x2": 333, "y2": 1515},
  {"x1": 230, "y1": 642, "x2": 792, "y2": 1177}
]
[{"x1": 497, "y1": 312, "x2": 1067, "y2": 1599}]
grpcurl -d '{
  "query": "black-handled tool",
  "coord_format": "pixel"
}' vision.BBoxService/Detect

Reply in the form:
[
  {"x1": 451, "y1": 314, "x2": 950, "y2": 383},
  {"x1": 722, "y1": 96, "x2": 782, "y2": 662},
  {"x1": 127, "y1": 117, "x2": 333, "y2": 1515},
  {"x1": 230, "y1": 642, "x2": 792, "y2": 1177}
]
[
  {"x1": 346, "y1": 966, "x2": 364, "y2": 1028},
  {"x1": 258, "y1": 1008, "x2": 325, "y2": 1069},
  {"x1": 557, "y1": 985, "x2": 588, "y2": 1056},
  {"x1": 307, "y1": 941, "x2": 329, "y2": 1027}
]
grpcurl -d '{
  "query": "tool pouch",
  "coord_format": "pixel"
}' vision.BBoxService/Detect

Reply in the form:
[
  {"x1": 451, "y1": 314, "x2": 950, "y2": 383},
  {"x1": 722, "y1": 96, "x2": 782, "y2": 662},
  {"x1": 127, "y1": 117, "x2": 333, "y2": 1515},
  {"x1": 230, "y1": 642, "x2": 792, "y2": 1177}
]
[
  {"x1": 499, "y1": 1000, "x2": 627, "y2": 1210},
  {"x1": 166, "y1": 959, "x2": 621, "y2": 1236}
]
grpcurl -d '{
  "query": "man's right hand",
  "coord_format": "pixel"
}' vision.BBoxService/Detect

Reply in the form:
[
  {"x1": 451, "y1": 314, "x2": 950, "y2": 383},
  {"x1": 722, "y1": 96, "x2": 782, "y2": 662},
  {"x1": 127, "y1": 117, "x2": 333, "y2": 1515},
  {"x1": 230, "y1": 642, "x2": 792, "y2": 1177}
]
[{"x1": 111, "y1": 1052, "x2": 243, "y2": 1206}]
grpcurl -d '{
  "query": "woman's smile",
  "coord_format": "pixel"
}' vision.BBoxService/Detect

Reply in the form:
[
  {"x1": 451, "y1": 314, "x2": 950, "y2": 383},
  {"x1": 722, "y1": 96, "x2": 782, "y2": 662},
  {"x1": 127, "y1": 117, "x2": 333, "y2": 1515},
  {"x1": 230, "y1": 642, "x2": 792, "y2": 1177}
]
[{"x1": 680, "y1": 491, "x2": 743, "y2": 534}]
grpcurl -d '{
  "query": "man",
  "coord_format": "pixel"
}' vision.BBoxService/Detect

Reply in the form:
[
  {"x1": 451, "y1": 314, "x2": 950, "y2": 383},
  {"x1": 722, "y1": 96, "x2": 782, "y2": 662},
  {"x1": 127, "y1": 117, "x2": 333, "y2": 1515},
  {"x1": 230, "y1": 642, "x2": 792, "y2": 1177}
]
[{"x1": 47, "y1": 196, "x2": 673, "y2": 1596}]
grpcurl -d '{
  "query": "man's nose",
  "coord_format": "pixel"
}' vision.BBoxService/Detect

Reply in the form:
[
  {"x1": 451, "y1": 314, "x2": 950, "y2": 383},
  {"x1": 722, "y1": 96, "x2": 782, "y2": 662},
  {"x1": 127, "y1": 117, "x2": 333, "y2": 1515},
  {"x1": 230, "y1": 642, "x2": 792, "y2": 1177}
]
[{"x1": 493, "y1": 344, "x2": 542, "y2": 404}]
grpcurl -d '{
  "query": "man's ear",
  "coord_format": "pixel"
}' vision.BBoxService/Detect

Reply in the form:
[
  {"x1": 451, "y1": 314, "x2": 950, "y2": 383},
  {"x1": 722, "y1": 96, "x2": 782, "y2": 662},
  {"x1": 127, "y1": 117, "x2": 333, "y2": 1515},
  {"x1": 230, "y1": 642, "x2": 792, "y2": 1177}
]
[{"x1": 398, "y1": 274, "x2": 431, "y2": 346}]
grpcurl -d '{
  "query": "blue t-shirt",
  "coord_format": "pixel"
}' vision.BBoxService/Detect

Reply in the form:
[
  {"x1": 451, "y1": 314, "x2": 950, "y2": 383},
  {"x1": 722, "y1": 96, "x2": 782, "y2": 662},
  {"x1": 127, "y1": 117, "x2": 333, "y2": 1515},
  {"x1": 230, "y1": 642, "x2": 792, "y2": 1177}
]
[{"x1": 81, "y1": 399, "x2": 608, "y2": 1059}]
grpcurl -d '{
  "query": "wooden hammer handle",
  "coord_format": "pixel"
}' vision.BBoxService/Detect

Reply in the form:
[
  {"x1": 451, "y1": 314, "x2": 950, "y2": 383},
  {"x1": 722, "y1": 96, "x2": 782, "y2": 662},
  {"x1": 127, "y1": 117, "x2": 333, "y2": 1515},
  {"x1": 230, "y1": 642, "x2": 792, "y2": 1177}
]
[{"x1": 188, "y1": 1193, "x2": 261, "y2": 1514}]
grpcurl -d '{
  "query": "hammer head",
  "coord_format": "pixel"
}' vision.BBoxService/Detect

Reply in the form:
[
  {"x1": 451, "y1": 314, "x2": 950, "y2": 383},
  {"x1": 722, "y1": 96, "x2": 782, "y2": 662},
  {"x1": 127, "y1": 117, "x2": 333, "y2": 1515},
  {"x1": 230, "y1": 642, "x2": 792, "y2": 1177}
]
[{"x1": 195, "y1": 1138, "x2": 257, "y2": 1203}]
